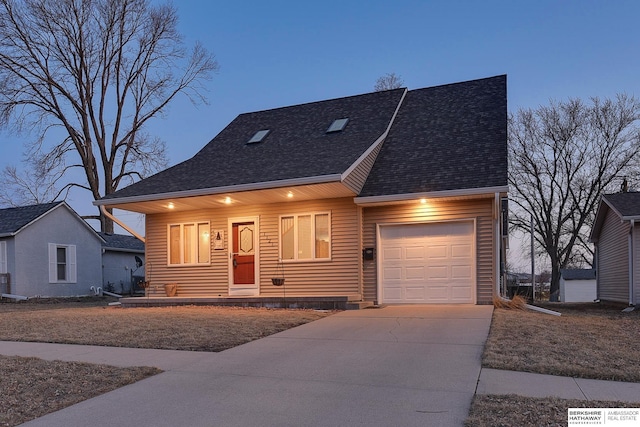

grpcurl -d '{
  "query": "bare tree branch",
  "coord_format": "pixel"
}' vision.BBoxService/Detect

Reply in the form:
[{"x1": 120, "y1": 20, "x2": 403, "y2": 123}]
[
  {"x1": 509, "y1": 95, "x2": 640, "y2": 300},
  {"x1": 0, "y1": 0, "x2": 218, "y2": 231},
  {"x1": 374, "y1": 72, "x2": 404, "y2": 91}
]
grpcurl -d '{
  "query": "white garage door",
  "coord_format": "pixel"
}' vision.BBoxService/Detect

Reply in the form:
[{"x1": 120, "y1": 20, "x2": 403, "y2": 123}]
[{"x1": 379, "y1": 221, "x2": 475, "y2": 304}]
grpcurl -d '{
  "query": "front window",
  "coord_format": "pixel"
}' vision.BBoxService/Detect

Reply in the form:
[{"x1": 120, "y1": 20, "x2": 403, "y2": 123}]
[
  {"x1": 57, "y1": 247, "x2": 67, "y2": 281},
  {"x1": 280, "y1": 213, "x2": 330, "y2": 261},
  {"x1": 48, "y1": 243, "x2": 77, "y2": 283},
  {"x1": 168, "y1": 222, "x2": 210, "y2": 265}
]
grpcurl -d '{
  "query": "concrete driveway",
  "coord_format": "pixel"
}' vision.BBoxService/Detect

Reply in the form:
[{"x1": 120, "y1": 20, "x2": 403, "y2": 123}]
[{"x1": 17, "y1": 304, "x2": 493, "y2": 427}]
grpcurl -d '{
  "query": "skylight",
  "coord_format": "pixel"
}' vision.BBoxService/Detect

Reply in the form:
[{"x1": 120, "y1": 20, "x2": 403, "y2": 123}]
[
  {"x1": 247, "y1": 129, "x2": 270, "y2": 144},
  {"x1": 326, "y1": 118, "x2": 349, "y2": 133}
]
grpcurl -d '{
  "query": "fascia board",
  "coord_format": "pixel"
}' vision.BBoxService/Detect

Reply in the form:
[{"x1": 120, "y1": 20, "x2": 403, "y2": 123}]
[
  {"x1": 354, "y1": 185, "x2": 509, "y2": 206},
  {"x1": 94, "y1": 174, "x2": 343, "y2": 206}
]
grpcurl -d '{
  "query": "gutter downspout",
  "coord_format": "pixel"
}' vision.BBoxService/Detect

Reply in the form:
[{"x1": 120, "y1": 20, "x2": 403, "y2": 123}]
[
  {"x1": 494, "y1": 193, "x2": 501, "y2": 298},
  {"x1": 629, "y1": 219, "x2": 634, "y2": 306},
  {"x1": 100, "y1": 205, "x2": 145, "y2": 243}
]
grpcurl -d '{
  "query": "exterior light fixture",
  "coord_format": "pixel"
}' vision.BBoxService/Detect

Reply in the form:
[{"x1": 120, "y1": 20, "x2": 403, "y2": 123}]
[
  {"x1": 224, "y1": 197, "x2": 232, "y2": 205},
  {"x1": 167, "y1": 202, "x2": 175, "y2": 209},
  {"x1": 287, "y1": 191, "x2": 294, "y2": 198},
  {"x1": 420, "y1": 198, "x2": 427, "y2": 204}
]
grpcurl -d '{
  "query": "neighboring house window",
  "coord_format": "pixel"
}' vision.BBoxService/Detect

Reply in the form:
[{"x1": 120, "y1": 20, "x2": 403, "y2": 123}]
[
  {"x1": 0, "y1": 241, "x2": 7, "y2": 274},
  {"x1": 48, "y1": 243, "x2": 77, "y2": 283},
  {"x1": 168, "y1": 222, "x2": 210, "y2": 265},
  {"x1": 280, "y1": 213, "x2": 330, "y2": 261}
]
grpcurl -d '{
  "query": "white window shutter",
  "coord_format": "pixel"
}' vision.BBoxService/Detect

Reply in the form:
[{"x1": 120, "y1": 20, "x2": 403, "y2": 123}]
[
  {"x1": 68, "y1": 245, "x2": 77, "y2": 283},
  {"x1": 48, "y1": 243, "x2": 57, "y2": 283},
  {"x1": 0, "y1": 241, "x2": 7, "y2": 274}
]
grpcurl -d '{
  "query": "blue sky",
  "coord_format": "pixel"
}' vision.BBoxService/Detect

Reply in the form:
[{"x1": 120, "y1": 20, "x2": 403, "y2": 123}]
[{"x1": 1, "y1": 0, "x2": 639, "y2": 246}]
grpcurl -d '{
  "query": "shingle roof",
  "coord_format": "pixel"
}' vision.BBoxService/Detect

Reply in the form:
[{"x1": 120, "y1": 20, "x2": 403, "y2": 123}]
[
  {"x1": 100, "y1": 75, "x2": 507, "y2": 202},
  {"x1": 561, "y1": 269, "x2": 596, "y2": 280},
  {"x1": 359, "y1": 75, "x2": 507, "y2": 197},
  {"x1": 603, "y1": 192, "x2": 640, "y2": 217},
  {"x1": 98, "y1": 232, "x2": 145, "y2": 252},
  {"x1": 103, "y1": 88, "x2": 406, "y2": 200},
  {"x1": 0, "y1": 202, "x2": 63, "y2": 235}
]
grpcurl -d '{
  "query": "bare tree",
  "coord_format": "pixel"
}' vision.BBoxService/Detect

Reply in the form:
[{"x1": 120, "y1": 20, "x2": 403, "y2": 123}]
[
  {"x1": 509, "y1": 95, "x2": 640, "y2": 300},
  {"x1": 374, "y1": 72, "x2": 404, "y2": 91},
  {"x1": 0, "y1": 164, "x2": 69, "y2": 207},
  {"x1": 0, "y1": 0, "x2": 218, "y2": 232}
]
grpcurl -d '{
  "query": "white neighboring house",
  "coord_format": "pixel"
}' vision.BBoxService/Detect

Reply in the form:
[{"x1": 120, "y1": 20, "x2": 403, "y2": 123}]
[
  {"x1": 559, "y1": 269, "x2": 597, "y2": 303},
  {"x1": 0, "y1": 202, "x2": 103, "y2": 297},
  {"x1": 98, "y1": 232, "x2": 145, "y2": 295}
]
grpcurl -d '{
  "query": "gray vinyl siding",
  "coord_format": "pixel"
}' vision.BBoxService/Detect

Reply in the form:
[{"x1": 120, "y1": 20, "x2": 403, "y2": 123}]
[
  {"x1": 597, "y1": 208, "x2": 630, "y2": 303},
  {"x1": 144, "y1": 198, "x2": 361, "y2": 299},
  {"x1": 13, "y1": 206, "x2": 102, "y2": 297},
  {"x1": 361, "y1": 197, "x2": 497, "y2": 304},
  {"x1": 342, "y1": 141, "x2": 384, "y2": 194}
]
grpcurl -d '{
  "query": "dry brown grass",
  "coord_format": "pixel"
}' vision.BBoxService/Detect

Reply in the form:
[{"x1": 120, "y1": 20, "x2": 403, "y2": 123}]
[
  {"x1": 483, "y1": 302, "x2": 640, "y2": 382},
  {"x1": 0, "y1": 355, "x2": 160, "y2": 427},
  {"x1": 0, "y1": 297, "x2": 335, "y2": 426},
  {"x1": 466, "y1": 394, "x2": 638, "y2": 427},
  {"x1": 492, "y1": 294, "x2": 527, "y2": 310},
  {"x1": 0, "y1": 297, "x2": 333, "y2": 352}
]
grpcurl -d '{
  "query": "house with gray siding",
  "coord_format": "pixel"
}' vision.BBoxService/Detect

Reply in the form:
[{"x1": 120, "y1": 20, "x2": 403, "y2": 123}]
[
  {"x1": 98, "y1": 232, "x2": 145, "y2": 294},
  {"x1": 591, "y1": 192, "x2": 640, "y2": 306},
  {"x1": 0, "y1": 202, "x2": 103, "y2": 297},
  {"x1": 95, "y1": 75, "x2": 508, "y2": 307}
]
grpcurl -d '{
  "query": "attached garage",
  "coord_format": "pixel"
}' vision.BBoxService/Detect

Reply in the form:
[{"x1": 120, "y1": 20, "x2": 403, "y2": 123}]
[{"x1": 378, "y1": 220, "x2": 476, "y2": 304}]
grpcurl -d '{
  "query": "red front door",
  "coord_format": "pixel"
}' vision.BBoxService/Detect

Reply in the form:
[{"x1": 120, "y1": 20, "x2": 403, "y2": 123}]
[{"x1": 232, "y1": 222, "x2": 255, "y2": 285}]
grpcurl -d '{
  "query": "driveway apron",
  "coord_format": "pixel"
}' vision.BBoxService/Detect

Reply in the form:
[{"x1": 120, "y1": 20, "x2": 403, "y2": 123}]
[{"x1": 18, "y1": 304, "x2": 493, "y2": 427}]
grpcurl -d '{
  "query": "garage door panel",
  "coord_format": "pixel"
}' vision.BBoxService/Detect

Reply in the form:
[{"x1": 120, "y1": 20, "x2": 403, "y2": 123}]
[
  {"x1": 380, "y1": 221, "x2": 475, "y2": 304},
  {"x1": 383, "y1": 247, "x2": 402, "y2": 261},
  {"x1": 451, "y1": 244, "x2": 472, "y2": 258},
  {"x1": 451, "y1": 265, "x2": 472, "y2": 279},
  {"x1": 384, "y1": 286, "x2": 403, "y2": 301},
  {"x1": 405, "y1": 266, "x2": 425, "y2": 280},
  {"x1": 405, "y1": 287, "x2": 426, "y2": 300},
  {"x1": 451, "y1": 285, "x2": 473, "y2": 301},
  {"x1": 426, "y1": 285, "x2": 450, "y2": 302},
  {"x1": 383, "y1": 266, "x2": 402, "y2": 280},
  {"x1": 405, "y1": 246, "x2": 425, "y2": 260},
  {"x1": 427, "y1": 265, "x2": 448, "y2": 279},
  {"x1": 426, "y1": 245, "x2": 448, "y2": 259}
]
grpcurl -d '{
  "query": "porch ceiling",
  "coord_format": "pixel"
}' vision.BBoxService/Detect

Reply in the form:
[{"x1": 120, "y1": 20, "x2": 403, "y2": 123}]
[{"x1": 101, "y1": 182, "x2": 357, "y2": 214}]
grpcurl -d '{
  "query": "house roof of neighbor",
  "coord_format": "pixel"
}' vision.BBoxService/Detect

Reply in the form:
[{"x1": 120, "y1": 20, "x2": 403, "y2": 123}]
[
  {"x1": 0, "y1": 202, "x2": 64, "y2": 236},
  {"x1": 97, "y1": 232, "x2": 145, "y2": 253},
  {"x1": 560, "y1": 269, "x2": 596, "y2": 281},
  {"x1": 591, "y1": 192, "x2": 640, "y2": 241}
]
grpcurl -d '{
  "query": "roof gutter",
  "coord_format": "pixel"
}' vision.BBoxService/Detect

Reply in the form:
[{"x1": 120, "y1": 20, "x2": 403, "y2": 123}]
[
  {"x1": 354, "y1": 185, "x2": 509, "y2": 206},
  {"x1": 100, "y1": 205, "x2": 145, "y2": 243},
  {"x1": 94, "y1": 174, "x2": 343, "y2": 207}
]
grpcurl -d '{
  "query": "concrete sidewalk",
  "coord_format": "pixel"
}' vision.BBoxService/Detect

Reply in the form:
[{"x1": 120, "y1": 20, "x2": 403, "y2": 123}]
[
  {"x1": 2, "y1": 305, "x2": 493, "y2": 427},
  {"x1": 477, "y1": 368, "x2": 640, "y2": 403},
  {"x1": 3, "y1": 305, "x2": 639, "y2": 427}
]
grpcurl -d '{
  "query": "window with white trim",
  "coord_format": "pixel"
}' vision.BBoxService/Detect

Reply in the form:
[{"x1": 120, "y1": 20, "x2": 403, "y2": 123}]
[
  {"x1": 280, "y1": 213, "x2": 330, "y2": 261},
  {"x1": 168, "y1": 222, "x2": 210, "y2": 265},
  {"x1": 48, "y1": 243, "x2": 77, "y2": 283},
  {"x1": 0, "y1": 241, "x2": 7, "y2": 274}
]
